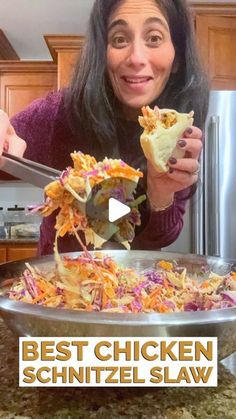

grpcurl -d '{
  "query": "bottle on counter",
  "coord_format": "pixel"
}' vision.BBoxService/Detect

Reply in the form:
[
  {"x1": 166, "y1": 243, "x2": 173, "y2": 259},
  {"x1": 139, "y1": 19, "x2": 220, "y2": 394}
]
[{"x1": 4, "y1": 205, "x2": 26, "y2": 239}]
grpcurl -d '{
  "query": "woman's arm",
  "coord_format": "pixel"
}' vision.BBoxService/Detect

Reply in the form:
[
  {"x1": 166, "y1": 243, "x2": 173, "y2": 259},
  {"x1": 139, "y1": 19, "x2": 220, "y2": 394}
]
[
  {"x1": 10, "y1": 91, "x2": 63, "y2": 165},
  {"x1": 0, "y1": 91, "x2": 62, "y2": 161}
]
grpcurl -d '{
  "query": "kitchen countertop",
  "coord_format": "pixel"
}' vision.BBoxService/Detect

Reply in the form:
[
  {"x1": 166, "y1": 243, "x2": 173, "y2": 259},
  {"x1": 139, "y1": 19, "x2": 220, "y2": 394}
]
[
  {"x1": 0, "y1": 238, "x2": 38, "y2": 243},
  {"x1": 0, "y1": 320, "x2": 235, "y2": 419}
]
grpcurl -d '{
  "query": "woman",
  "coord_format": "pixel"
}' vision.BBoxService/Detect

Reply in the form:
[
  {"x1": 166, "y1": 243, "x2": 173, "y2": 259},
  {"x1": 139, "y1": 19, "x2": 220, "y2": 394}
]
[{"x1": 0, "y1": 0, "x2": 209, "y2": 255}]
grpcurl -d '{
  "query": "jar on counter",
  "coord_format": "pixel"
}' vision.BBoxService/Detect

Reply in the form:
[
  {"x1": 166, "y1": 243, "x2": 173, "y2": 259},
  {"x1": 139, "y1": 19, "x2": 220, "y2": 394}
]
[{"x1": 4, "y1": 205, "x2": 26, "y2": 239}]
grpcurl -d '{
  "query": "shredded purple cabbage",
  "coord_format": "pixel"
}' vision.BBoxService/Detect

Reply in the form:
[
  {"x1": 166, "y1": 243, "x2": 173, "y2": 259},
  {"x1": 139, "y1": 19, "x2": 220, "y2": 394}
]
[
  {"x1": 184, "y1": 302, "x2": 201, "y2": 312},
  {"x1": 130, "y1": 299, "x2": 142, "y2": 312},
  {"x1": 83, "y1": 169, "x2": 99, "y2": 177},
  {"x1": 221, "y1": 291, "x2": 236, "y2": 305},
  {"x1": 27, "y1": 204, "x2": 45, "y2": 213},
  {"x1": 23, "y1": 270, "x2": 39, "y2": 298},
  {"x1": 143, "y1": 269, "x2": 164, "y2": 285},
  {"x1": 163, "y1": 300, "x2": 176, "y2": 310}
]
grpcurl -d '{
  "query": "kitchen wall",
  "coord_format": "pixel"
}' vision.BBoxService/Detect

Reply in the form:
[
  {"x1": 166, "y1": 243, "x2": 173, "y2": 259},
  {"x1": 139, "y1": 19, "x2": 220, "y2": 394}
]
[{"x1": 0, "y1": 181, "x2": 43, "y2": 212}]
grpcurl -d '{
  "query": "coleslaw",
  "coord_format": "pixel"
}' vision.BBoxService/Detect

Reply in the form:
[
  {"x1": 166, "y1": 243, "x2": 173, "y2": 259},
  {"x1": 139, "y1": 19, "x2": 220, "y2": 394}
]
[
  {"x1": 5, "y1": 253, "x2": 236, "y2": 313},
  {"x1": 29, "y1": 151, "x2": 145, "y2": 251},
  {"x1": 3, "y1": 151, "x2": 236, "y2": 314}
]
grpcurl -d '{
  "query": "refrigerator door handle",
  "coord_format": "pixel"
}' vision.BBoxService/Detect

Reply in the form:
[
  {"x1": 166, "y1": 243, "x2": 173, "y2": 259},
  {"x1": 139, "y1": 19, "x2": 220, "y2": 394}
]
[
  {"x1": 205, "y1": 116, "x2": 220, "y2": 256},
  {"x1": 191, "y1": 152, "x2": 204, "y2": 255}
]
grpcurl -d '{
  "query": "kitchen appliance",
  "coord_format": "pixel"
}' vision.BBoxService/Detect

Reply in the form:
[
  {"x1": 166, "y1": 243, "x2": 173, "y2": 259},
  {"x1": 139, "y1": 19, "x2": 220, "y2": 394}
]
[
  {"x1": 166, "y1": 91, "x2": 236, "y2": 259},
  {"x1": 0, "y1": 250, "x2": 235, "y2": 360},
  {"x1": 4, "y1": 204, "x2": 26, "y2": 238}
]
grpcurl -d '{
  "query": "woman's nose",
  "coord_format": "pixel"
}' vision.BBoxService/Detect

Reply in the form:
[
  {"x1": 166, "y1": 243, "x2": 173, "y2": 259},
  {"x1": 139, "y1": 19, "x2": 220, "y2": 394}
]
[{"x1": 126, "y1": 41, "x2": 147, "y2": 68}]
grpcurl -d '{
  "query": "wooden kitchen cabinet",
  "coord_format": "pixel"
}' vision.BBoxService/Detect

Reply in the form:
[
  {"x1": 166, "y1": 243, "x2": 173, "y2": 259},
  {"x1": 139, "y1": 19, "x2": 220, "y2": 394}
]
[
  {"x1": 0, "y1": 61, "x2": 57, "y2": 117},
  {"x1": 0, "y1": 242, "x2": 37, "y2": 263},
  {"x1": 7, "y1": 246, "x2": 37, "y2": 262},
  {"x1": 0, "y1": 3, "x2": 235, "y2": 118},
  {"x1": 0, "y1": 247, "x2": 6, "y2": 263},
  {"x1": 193, "y1": 2, "x2": 236, "y2": 89},
  {"x1": 44, "y1": 35, "x2": 84, "y2": 89}
]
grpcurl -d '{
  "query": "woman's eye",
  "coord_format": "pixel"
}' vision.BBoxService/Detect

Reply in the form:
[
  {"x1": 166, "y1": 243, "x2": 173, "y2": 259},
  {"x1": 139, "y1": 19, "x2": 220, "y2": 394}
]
[
  {"x1": 111, "y1": 36, "x2": 128, "y2": 48},
  {"x1": 146, "y1": 34, "x2": 163, "y2": 47}
]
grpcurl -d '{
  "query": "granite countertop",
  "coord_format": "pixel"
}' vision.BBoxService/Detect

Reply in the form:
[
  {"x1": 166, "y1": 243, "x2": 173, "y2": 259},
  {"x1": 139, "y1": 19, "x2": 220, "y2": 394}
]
[
  {"x1": 0, "y1": 320, "x2": 236, "y2": 419},
  {"x1": 0, "y1": 238, "x2": 38, "y2": 244}
]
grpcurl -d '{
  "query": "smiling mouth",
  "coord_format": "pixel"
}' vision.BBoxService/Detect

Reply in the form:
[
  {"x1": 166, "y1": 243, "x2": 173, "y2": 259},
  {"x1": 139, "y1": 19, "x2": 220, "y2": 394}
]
[{"x1": 122, "y1": 77, "x2": 152, "y2": 84}]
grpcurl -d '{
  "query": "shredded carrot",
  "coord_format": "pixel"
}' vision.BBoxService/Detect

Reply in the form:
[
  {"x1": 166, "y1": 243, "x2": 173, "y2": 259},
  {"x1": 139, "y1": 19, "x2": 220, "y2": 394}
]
[
  {"x1": 231, "y1": 272, "x2": 236, "y2": 280},
  {"x1": 156, "y1": 304, "x2": 170, "y2": 313},
  {"x1": 102, "y1": 290, "x2": 108, "y2": 309},
  {"x1": 158, "y1": 261, "x2": 173, "y2": 271},
  {"x1": 200, "y1": 280, "x2": 210, "y2": 288},
  {"x1": 106, "y1": 168, "x2": 143, "y2": 178},
  {"x1": 31, "y1": 292, "x2": 48, "y2": 304}
]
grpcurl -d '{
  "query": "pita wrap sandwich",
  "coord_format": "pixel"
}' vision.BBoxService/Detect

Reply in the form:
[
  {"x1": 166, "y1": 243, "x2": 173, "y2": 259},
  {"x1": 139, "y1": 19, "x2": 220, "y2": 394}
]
[{"x1": 139, "y1": 106, "x2": 194, "y2": 173}]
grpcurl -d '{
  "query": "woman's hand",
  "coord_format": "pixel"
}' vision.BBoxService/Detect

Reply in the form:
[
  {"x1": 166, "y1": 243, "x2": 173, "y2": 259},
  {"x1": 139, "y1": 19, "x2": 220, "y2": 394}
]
[
  {"x1": 147, "y1": 126, "x2": 203, "y2": 210},
  {"x1": 0, "y1": 110, "x2": 26, "y2": 157}
]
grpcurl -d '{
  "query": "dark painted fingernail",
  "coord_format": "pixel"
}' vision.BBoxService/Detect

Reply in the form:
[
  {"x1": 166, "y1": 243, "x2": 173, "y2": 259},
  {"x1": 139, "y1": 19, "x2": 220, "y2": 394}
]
[
  {"x1": 178, "y1": 139, "x2": 186, "y2": 148},
  {"x1": 169, "y1": 168, "x2": 174, "y2": 174},
  {"x1": 185, "y1": 128, "x2": 193, "y2": 135},
  {"x1": 169, "y1": 157, "x2": 177, "y2": 164}
]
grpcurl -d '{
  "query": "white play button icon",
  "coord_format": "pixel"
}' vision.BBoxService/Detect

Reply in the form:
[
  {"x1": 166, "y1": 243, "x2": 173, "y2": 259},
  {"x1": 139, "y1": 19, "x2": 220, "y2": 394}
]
[
  {"x1": 85, "y1": 177, "x2": 150, "y2": 244},
  {"x1": 108, "y1": 197, "x2": 131, "y2": 223}
]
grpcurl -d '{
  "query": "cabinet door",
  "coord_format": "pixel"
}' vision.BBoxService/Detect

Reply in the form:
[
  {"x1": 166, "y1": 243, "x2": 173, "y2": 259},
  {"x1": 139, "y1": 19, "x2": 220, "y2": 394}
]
[
  {"x1": 0, "y1": 248, "x2": 7, "y2": 263},
  {"x1": 7, "y1": 247, "x2": 37, "y2": 262},
  {"x1": 196, "y1": 15, "x2": 236, "y2": 89},
  {"x1": 57, "y1": 51, "x2": 80, "y2": 88},
  {"x1": 0, "y1": 63, "x2": 57, "y2": 117}
]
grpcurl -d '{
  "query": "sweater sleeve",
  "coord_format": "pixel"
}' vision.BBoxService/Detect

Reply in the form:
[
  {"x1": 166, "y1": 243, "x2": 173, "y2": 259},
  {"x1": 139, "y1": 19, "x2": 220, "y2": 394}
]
[
  {"x1": 131, "y1": 189, "x2": 189, "y2": 250},
  {"x1": 10, "y1": 91, "x2": 63, "y2": 167}
]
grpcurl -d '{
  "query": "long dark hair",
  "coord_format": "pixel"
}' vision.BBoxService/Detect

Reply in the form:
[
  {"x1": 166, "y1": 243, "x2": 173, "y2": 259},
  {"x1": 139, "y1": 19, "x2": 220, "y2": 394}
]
[{"x1": 66, "y1": 0, "x2": 209, "y2": 162}]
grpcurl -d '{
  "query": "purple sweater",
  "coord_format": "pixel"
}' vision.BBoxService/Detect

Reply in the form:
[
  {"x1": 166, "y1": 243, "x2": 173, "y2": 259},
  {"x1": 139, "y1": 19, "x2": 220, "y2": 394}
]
[{"x1": 11, "y1": 90, "x2": 188, "y2": 256}]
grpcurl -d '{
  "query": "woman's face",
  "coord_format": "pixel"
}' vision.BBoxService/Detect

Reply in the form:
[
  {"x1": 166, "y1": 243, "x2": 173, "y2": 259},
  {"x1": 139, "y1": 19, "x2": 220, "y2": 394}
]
[{"x1": 107, "y1": 0, "x2": 175, "y2": 118}]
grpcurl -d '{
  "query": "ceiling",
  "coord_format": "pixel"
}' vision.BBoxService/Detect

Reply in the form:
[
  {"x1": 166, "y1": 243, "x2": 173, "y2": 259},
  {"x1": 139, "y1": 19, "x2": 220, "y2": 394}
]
[
  {"x1": 0, "y1": 0, "x2": 235, "y2": 60},
  {"x1": 0, "y1": 0, "x2": 94, "y2": 60}
]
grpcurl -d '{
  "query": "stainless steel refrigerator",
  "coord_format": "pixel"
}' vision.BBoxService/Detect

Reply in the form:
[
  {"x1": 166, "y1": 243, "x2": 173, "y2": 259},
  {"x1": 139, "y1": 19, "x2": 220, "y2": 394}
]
[{"x1": 165, "y1": 90, "x2": 236, "y2": 259}]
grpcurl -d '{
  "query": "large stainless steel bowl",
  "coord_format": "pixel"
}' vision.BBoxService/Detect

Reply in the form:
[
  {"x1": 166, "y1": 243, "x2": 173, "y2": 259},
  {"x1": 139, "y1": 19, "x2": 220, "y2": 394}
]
[{"x1": 0, "y1": 250, "x2": 236, "y2": 360}]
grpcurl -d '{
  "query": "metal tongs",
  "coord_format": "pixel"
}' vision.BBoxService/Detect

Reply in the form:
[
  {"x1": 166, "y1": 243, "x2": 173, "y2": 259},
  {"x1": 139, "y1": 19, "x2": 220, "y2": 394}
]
[{"x1": 0, "y1": 152, "x2": 61, "y2": 188}]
